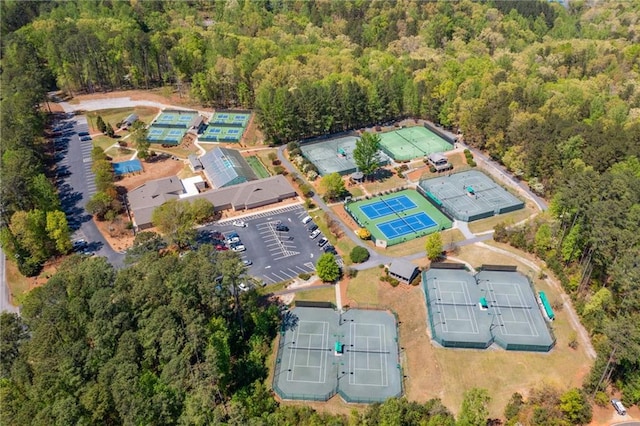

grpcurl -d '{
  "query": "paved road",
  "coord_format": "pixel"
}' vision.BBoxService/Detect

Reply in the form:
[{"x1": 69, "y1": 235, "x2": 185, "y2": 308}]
[
  {"x1": 0, "y1": 247, "x2": 19, "y2": 314},
  {"x1": 54, "y1": 111, "x2": 124, "y2": 268}
]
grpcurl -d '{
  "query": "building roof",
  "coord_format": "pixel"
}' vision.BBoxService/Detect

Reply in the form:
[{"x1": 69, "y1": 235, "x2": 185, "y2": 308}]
[
  {"x1": 188, "y1": 115, "x2": 205, "y2": 129},
  {"x1": 388, "y1": 259, "x2": 418, "y2": 282},
  {"x1": 194, "y1": 175, "x2": 296, "y2": 210},
  {"x1": 188, "y1": 154, "x2": 202, "y2": 170},
  {"x1": 200, "y1": 147, "x2": 257, "y2": 188},
  {"x1": 124, "y1": 113, "x2": 138, "y2": 124},
  {"x1": 428, "y1": 153, "x2": 448, "y2": 163},
  {"x1": 128, "y1": 176, "x2": 185, "y2": 212}
]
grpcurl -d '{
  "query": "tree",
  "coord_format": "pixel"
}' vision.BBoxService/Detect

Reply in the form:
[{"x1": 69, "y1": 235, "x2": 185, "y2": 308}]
[
  {"x1": 130, "y1": 121, "x2": 150, "y2": 159},
  {"x1": 316, "y1": 253, "x2": 341, "y2": 282},
  {"x1": 45, "y1": 210, "x2": 72, "y2": 253},
  {"x1": 350, "y1": 246, "x2": 370, "y2": 263},
  {"x1": 559, "y1": 388, "x2": 592, "y2": 425},
  {"x1": 86, "y1": 191, "x2": 114, "y2": 220},
  {"x1": 96, "y1": 115, "x2": 107, "y2": 134},
  {"x1": 151, "y1": 199, "x2": 196, "y2": 248},
  {"x1": 457, "y1": 388, "x2": 490, "y2": 426},
  {"x1": 190, "y1": 198, "x2": 214, "y2": 224},
  {"x1": 353, "y1": 132, "x2": 381, "y2": 179},
  {"x1": 320, "y1": 173, "x2": 346, "y2": 201},
  {"x1": 425, "y1": 233, "x2": 443, "y2": 261}
]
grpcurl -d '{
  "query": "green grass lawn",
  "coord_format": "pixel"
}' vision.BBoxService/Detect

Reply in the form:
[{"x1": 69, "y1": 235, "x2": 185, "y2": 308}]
[
  {"x1": 348, "y1": 187, "x2": 364, "y2": 198},
  {"x1": 308, "y1": 209, "x2": 357, "y2": 265},
  {"x1": 246, "y1": 155, "x2": 271, "y2": 178},
  {"x1": 346, "y1": 268, "x2": 381, "y2": 305},
  {"x1": 295, "y1": 286, "x2": 336, "y2": 304},
  {"x1": 467, "y1": 203, "x2": 538, "y2": 234},
  {"x1": 255, "y1": 149, "x2": 279, "y2": 175},
  {"x1": 106, "y1": 146, "x2": 136, "y2": 162},
  {"x1": 361, "y1": 172, "x2": 407, "y2": 194},
  {"x1": 93, "y1": 135, "x2": 117, "y2": 152},
  {"x1": 86, "y1": 106, "x2": 159, "y2": 133}
]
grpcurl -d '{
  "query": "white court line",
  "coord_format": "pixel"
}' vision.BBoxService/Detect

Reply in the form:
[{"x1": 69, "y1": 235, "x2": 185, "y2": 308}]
[
  {"x1": 432, "y1": 280, "x2": 448, "y2": 333},
  {"x1": 461, "y1": 280, "x2": 480, "y2": 334}
]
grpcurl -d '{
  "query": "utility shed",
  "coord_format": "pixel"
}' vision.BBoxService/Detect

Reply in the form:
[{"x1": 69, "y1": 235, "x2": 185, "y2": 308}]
[{"x1": 388, "y1": 260, "x2": 419, "y2": 283}]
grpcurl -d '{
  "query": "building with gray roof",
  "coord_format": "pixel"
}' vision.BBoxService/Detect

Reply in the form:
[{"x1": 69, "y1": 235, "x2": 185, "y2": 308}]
[
  {"x1": 200, "y1": 147, "x2": 257, "y2": 188},
  {"x1": 388, "y1": 259, "x2": 419, "y2": 283},
  {"x1": 127, "y1": 176, "x2": 186, "y2": 229}
]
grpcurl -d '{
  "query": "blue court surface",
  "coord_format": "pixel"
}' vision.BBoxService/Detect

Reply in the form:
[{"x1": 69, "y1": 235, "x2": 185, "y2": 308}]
[
  {"x1": 377, "y1": 212, "x2": 437, "y2": 239},
  {"x1": 149, "y1": 128, "x2": 163, "y2": 135},
  {"x1": 360, "y1": 195, "x2": 417, "y2": 220},
  {"x1": 113, "y1": 159, "x2": 143, "y2": 176}
]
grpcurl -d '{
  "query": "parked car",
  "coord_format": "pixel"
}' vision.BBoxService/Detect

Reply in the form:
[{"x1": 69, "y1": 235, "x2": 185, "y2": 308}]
[
  {"x1": 323, "y1": 245, "x2": 337, "y2": 254},
  {"x1": 238, "y1": 282, "x2": 250, "y2": 292},
  {"x1": 611, "y1": 399, "x2": 627, "y2": 416},
  {"x1": 309, "y1": 229, "x2": 321, "y2": 239},
  {"x1": 318, "y1": 237, "x2": 329, "y2": 248},
  {"x1": 72, "y1": 239, "x2": 87, "y2": 251},
  {"x1": 231, "y1": 243, "x2": 246, "y2": 252},
  {"x1": 226, "y1": 232, "x2": 240, "y2": 244},
  {"x1": 302, "y1": 215, "x2": 312, "y2": 224},
  {"x1": 215, "y1": 245, "x2": 228, "y2": 251},
  {"x1": 308, "y1": 223, "x2": 318, "y2": 233},
  {"x1": 276, "y1": 223, "x2": 289, "y2": 232},
  {"x1": 78, "y1": 131, "x2": 89, "y2": 137},
  {"x1": 80, "y1": 136, "x2": 92, "y2": 142},
  {"x1": 232, "y1": 220, "x2": 247, "y2": 228},
  {"x1": 242, "y1": 259, "x2": 253, "y2": 266}
]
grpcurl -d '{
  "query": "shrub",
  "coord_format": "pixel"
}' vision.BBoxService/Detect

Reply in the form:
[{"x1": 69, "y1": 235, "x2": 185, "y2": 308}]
[
  {"x1": 429, "y1": 165, "x2": 437, "y2": 173},
  {"x1": 273, "y1": 165, "x2": 286, "y2": 175},
  {"x1": 389, "y1": 278, "x2": 400, "y2": 287},
  {"x1": 298, "y1": 272, "x2": 311, "y2": 281},
  {"x1": 594, "y1": 392, "x2": 609, "y2": 407},
  {"x1": 468, "y1": 160, "x2": 477, "y2": 167},
  {"x1": 287, "y1": 141, "x2": 300, "y2": 151},
  {"x1": 346, "y1": 267, "x2": 358, "y2": 278},
  {"x1": 272, "y1": 159, "x2": 281, "y2": 166},
  {"x1": 289, "y1": 147, "x2": 302, "y2": 157},
  {"x1": 304, "y1": 198, "x2": 315, "y2": 209},
  {"x1": 464, "y1": 149, "x2": 471, "y2": 155},
  {"x1": 350, "y1": 246, "x2": 370, "y2": 263},
  {"x1": 299, "y1": 184, "x2": 314, "y2": 198},
  {"x1": 356, "y1": 228, "x2": 371, "y2": 240},
  {"x1": 267, "y1": 152, "x2": 277, "y2": 162}
]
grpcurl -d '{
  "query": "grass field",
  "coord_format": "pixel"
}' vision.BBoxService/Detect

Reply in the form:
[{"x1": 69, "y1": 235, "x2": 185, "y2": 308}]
[
  {"x1": 106, "y1": 146, "x2": 135, "y2": 162},
  {"x1": 246, "y1": 155, "x2": 270, "y2": 178},
  {"x1": 92, "y1": 135, "x2": 117, "y2": 152},
  {"x1": 255, "y1": 149, "x2": 279, "y2": 175},
  {"x1": 308, "y1": 208, "x2": 357, "y2": 265},
  {"x1": 361, "y1": 172, "x2": 406, "y2": 194},
  {"x1": 294, "y1": 286, "x2": 336, "y2": 304},
  {"x1": 346, "y1": 268, "x2": 380, "y2": 305},
  {"x1": 86, "y1": 106, "x2": 159, "y2": 133},
  {"x1": 373, "y1": 227, "x2": 465, "y2": 258}
]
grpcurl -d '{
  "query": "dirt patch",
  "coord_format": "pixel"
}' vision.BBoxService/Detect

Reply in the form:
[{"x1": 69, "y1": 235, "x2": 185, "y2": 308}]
[
  {"x1": 117, "y1": 157, "x2": 185, "y2": 192},
  {"x1": 94, "y1": 216, "x2": 136, "y2": 252},
  {"x1": 66, "y1": 88, "x2": 206, "y2": 110},
  {"x1": 331, "y1": 204, "x2": 360, "y2": 230}
]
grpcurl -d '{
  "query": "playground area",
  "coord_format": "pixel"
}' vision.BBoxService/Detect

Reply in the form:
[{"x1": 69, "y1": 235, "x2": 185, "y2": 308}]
[
  {"x1": 300, "y1": 135, "x2": 390, "y2": 176},
  {"x1": 422, "y1": 265, "x2": 555, "y2": 352},
  {"x1": 112, "y1": 159, "x2": 143, "y2": 176},
  {"x1": 345, "y1": 190, "x2": 452, "y2": 246},
  {"x1": 418, "y1": 170, "x2": 524, "y2": 222},
  {"x1": 273, "y1": 306, "x2": 403, "y2": 403},
  {"x1": 379, "y1": 126, "x2": 453, "y2": 161}
]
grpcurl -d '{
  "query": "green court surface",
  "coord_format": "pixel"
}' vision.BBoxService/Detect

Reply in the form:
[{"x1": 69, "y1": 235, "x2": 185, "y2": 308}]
[
  {"x1": 345, "y1": 189, "x2": 452, "y2": 246},
  {"x1": 273, "y1": 307, "x2": 403, "y2": 403},
  {"x1": 210, "y1": 112, "x2": 250, "y2": 126},
  {"x1": 199, "y1": 125, "x2": 243, "y2": 142},
  {"x1": 422, "y1": 267, "x2": 555, "y2": 352},
  {"x1": 246, "y1": 156, "x2": 270, "y2": 178},
  {"x1": 146, "y1": 125, "x2": 186, "y2": 145},
  {"x1": 379, "y1": 126, "x2": 453, "y2": 161},
  {"x1": 299, "y1": 135, "x2": 391, "y2": 176},
  {"x1": 419, "y1": 170, "x2": 524, "y2": 222},
  {"x1": 153, "y1": 110, "x2": 198, "y2": 128}
]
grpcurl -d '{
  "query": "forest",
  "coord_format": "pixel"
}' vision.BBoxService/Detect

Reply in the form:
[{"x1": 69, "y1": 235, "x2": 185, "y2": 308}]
[{"x1": 0, "y1": 0, "x2": 639, "y2": 423}]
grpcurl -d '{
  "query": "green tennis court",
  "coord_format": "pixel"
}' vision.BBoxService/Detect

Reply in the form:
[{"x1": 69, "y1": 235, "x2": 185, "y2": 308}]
[
  {"x1": 246, "y1": 156, "x2": 270, "y2": 178},
  {"x1": 345, "y1": 189, "x2": 452, "y2": 246},
  {"x1": 199, "y1": 125, "x2": 243, "y2": 142},
  {"x1": 146, "y1": 125, "x2": 186, "y2": 145},
  {"x1": 273, "y1": 306, "x2": 403, "y2": 403},
  {"x1": 211, "y1": 112, "x2": 250, "y2": 126},
  {"x1": 153, "y1": 110, "x2": 199, "y2": 128},
  {"x1": 379, "y1": 126, "x2": 453, "y2": 161}
]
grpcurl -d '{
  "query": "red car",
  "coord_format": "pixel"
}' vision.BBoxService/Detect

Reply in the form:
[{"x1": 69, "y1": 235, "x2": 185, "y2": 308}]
[{"x1": 215, "y1": 245, "x2": 228, "y2": 251}]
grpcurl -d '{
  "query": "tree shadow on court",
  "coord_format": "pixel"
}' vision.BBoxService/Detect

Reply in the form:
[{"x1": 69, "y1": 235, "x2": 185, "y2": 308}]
[
  {"x1": 281, "y1": 311, "x2": 299, "y2": 332},
  {"x1": 372, "y1": 168, "x2": 393, "y2": 182}
]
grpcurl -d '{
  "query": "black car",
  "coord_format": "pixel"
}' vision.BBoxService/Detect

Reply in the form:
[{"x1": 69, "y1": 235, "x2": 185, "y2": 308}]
[
  {"x1": 323, "y1": 244, "x2": 337, "y2": 254},
  {"x1": 318, "y1": 237, "x2": 329, "y2": 248},
  {"x1": 78, "y1": 131, "x2": 90, "y2": 137},
  {"x1": 275, "y1": 223, "x2": 289, "y2": 232},
  {"x1": 308, "y1": 223, "x2": 318, "y2": 233}
]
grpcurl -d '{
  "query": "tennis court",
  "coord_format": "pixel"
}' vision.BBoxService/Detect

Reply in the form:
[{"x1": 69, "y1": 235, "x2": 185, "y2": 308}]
[
  {"x1": 379, "y1": 126, "x2": 453, "y2": 161},
  {"x1": 246, "y1": 156, "x2": 270, "y2": 178},
  {"x1": 199, "y1": 125, "x2": 244, "y2": 142},
  {"x1": 422, "y1": 265, "x2": 555, "y2": 351},
  {"x1": 153, "y1": 110, "x2": 199, "y2": 128},
  {"x1": 273, "y1": 307, "x2": 402, "y2": 403},
  {"x1": 419, "y1": 170, "x2": 524, "y2": 222},
  {"x1": 300, "y1": 135, "x2": 390, "y2": 176},
  {"x1": 112, "y1": 159, "x2": 143, "y2": 176},
  {"x1": 345, "y1": 189, "x2": 451, "y2": 246},
  {"x1": 146, "y1": 125, "x2": 186, "y2": 145},
  {"x1": 210, "y1": 111, "x2": 250, "y2": 126}
]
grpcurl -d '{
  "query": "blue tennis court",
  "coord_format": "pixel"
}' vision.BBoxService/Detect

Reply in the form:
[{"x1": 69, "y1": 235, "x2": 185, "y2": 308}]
[
  {"x1": 228, "y1": 129, "x2": 239, "y2": 134},
  {"x1": 360, "y1": 195, "x2": 417, "y2": 220},
  {"x1": 377, "y1": 212, "x2": 437, "y2": 239},
  {"x1": 149, "y1": 128, "x2": 163, "y2": 136},
  {"x1": 168, "y1": 129, "x2": 183, "y2": 136}
]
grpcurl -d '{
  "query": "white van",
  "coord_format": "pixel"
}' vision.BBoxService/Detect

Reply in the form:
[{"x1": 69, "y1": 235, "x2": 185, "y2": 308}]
[
  {"x1": 302, "y1": 215, "x2": 312, "y2": 224},
  {"x1": 611, "y1": 399, "x2": 627, "y2": 416}
]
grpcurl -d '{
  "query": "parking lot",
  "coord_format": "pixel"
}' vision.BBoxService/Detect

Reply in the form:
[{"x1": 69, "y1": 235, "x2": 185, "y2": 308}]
[{"x1": 200, "y1": 205, "x2": 341, "y2": 285}]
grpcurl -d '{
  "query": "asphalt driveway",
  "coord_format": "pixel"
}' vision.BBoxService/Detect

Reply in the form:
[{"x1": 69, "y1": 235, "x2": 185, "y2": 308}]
[{"x1": 201, "y1": 205, "x2": 330, "y2": 285}]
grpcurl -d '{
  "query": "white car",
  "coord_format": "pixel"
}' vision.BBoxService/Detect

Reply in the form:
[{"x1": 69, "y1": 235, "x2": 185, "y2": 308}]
[
  {"x1": 232, "y1": 220, "x2": 247, "y2": 228},
  {"x1": 238, "y1": 282, "x2": 250, "y2": 292},
  {"x1": 226, "y1": 236, "x2": 241, "y2": 244},
  {"x1": 242, "y1": 259, "x2": 253, "y2": 266},
  {"x1": 231, "y1": 244, "x2": 246, "y2": 252},
  {"x1": 309, "y1": 229, "x2": 321, "y2": 239}
]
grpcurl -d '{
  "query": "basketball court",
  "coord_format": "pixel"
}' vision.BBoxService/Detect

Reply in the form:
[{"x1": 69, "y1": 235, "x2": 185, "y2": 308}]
[{"x1": 273, "y1": 307, "x2": 402, "y2": 403}]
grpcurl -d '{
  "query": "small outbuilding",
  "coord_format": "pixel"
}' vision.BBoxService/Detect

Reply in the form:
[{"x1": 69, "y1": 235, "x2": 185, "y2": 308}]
[
  {"x1": 388, "y1": 259, "x2": 419, "y2": 284},
  {"x1": 188, "y1": 154, "x2": 203, "y2": 172},
  {"x1": 427, "y1": 153, "x2": 452, "y2": 172},
  {"x1": 122, "y1": 114, "x2": 139, "y2": 129}
]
